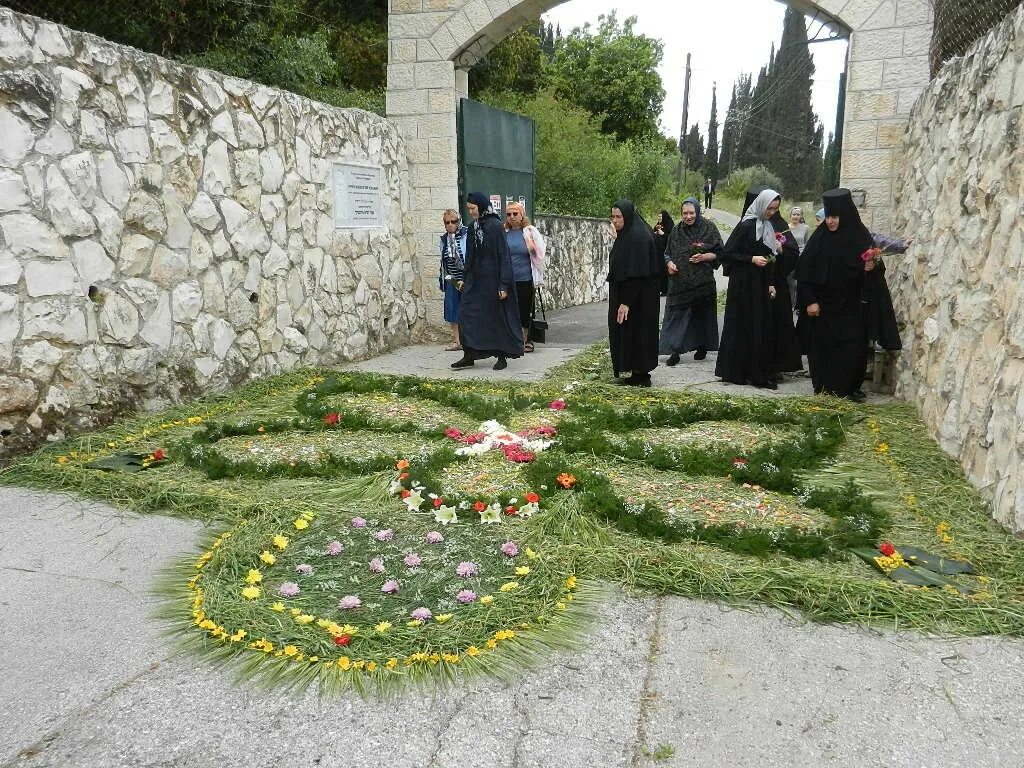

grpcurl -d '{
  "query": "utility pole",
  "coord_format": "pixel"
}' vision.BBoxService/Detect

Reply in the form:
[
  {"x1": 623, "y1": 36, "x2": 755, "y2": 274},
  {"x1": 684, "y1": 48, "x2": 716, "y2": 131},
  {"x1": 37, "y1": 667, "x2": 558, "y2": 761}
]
[{"x1": 675, "y1": 52, "x2": 691, "y2": 196}]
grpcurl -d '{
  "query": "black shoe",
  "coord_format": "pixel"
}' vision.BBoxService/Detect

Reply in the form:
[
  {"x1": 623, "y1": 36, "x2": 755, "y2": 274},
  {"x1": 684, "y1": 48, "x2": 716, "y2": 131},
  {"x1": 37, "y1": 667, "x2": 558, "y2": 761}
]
[
  {"x1": 451, "y1": 356, "x2": 474, "y2": 369},
  {"x1": 493, "y1": 357, "x2": 507, "y2": 371},
  {"x1": 666, "y1": 353, "x2": 680, "y2": 367},
  {"x1": 626, "y1": 374, "x2": 652, "y2": 388},
  {"x1": 753, "y1": 379, "x2": 778, "y2": 390},
  {"x1": 849, "y1": 390, "x2": 867, "y2": 402},
  {"x1": 693, "y1": 348, "x2": 707, "y2": 361}
]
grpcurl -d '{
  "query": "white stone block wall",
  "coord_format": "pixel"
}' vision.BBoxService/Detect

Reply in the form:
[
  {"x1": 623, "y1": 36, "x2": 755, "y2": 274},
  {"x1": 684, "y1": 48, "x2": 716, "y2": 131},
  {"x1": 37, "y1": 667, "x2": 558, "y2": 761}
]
[
  {"x1": 891, "y1": 4, "x2": 1024, "y2": 530},
  {"x1": 533, "y1": 215, "x2": 611, "y2": 310},
  {"x1": 0, "y1": 7, "x2": 423, "y2": 456}
]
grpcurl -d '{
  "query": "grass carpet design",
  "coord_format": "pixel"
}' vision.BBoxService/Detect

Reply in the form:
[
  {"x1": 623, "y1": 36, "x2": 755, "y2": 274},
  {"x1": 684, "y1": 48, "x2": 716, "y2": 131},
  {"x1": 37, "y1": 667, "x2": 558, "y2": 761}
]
[{"x1": 3, "y1": 351, "x2": 1024, "y2": 695}]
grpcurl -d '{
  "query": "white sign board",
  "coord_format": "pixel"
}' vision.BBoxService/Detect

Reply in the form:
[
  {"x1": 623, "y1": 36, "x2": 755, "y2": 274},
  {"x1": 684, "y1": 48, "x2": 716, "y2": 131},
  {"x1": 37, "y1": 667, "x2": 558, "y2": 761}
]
[{"x1": 333, "y1": 163, "x2": 383, "y2": 228}]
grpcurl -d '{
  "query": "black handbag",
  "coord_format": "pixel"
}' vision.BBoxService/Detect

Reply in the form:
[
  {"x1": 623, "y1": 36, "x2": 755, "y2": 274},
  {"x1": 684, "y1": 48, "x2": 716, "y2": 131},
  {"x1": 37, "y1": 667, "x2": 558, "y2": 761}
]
[{"x1": 530, "y1": 288, "x2": 548, "y2": 344}]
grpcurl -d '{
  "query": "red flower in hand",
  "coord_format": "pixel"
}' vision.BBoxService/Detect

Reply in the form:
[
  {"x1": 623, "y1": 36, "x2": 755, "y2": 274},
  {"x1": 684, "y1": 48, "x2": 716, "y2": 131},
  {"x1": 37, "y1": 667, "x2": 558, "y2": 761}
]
[
  {"x1": 878, "y1": 541, "x2": 896, "y2": 557},
  {"x1": 334, "y1": 635, "x2": 352, "y2": 646},
  {"x1": 323, "y1": 412, "x2": 340, "y2": 426}
]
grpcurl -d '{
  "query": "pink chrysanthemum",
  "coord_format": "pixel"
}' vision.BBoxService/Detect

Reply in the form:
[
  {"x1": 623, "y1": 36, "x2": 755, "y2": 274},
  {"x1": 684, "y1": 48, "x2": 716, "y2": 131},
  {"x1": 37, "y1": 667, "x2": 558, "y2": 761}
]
[
  {"x1": 368, "y1": 557, "x2": 385, "y2": 573},
  {"x1": 278, "y1": 582, "x2": 301, "y2": 598},
  {"x1": 425, "y1": 531, "x2": 444, "y2": 544},
  {"x1": 456, "y1": 561, "x2": 478, "y2": 578},
  {"x1": 403, "y1": 552, "x2": 422, "y2": 568},
  {"x1": 295, "y1": 563, "x2": 314, "y2": 576},
  {"x1": 351, "y1": 517, "x2": 367, "y2": 528},
  {"x1": 338, "y1": 595, "x2": 362, "y2": 610},
  {"x1": 456, "y1": 589, "x2": 477, "y2": 604},
  {"x1": 410, "y1": 607, "x2": 432, "y2": 621},
  {"x1": 325, "y1": 541, "x2": 344, "y2": 556},
  {"x1": 500, "y1": 541, "x2": 519, "y2": 557},
  {"x1": 374, "y1": 529, "x2": 395, "y2": 542},
  {"x1": 381, "y1": 580, "x2": 400, "y2": 594}
]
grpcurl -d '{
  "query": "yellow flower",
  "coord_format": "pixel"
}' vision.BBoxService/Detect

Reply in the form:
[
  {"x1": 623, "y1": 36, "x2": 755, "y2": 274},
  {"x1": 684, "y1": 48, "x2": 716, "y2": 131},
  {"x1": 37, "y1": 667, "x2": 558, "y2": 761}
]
[
  {"x1": 525, "y1": 548, "x2": 539, "y2": 560},
  {"x1": 241, "y1": 586, "x2": 261, "y2": 600},
  {"x1": 486, "y1": 639, "x2": 497, "y2": 649},
  {"x1": 337, "y1": 657, "x2": 352, "y2": 671},
  {"x1": 499, "y1": 582, "x2": 519, "y2": 593},
  {"x1": 479, "y1": 595, "x2": 494, "y2": 605},
  {"x1": 385, "y1": 658, "x2": 398, "y2": 669},
  {"x1": 294, "y1": 614, "x2": 315, "y2": 625},
  {"x1": 555, "y1": 601, "x2": 566, "y2": 610},
  {"x1": 374, "y1": 621, "x2": 393, "y2": 633},
  {"x1": 271, "y1": 602, "x2": 285, "y2": 612},
  {"x1": 875, "y1": 442, "x2": 889, "y2": 454},
  {"x1": 300, "y1": 511, "x2": 315, "y2": 521},
  {"x1": 244, "y1": 569, "x2": 263, "y2": 585},
  {"x1": 282, "y1": 645, "x2": 299, "y2": 657},
  {"x1": 565, "y1": 575, "x2": 577, "y2": 590},
  {"x1": 435, "y1": 614, "x2": 453, "y2": 624},
  {"x1": 407, "y1": 619, "x2": 424, "y2": 627},
  {"x1": 229, "y1": 630, "x2": 247, "y2": 642},
  {"x1": 293, "y1": 518, "x2": 309, "y2": 530},
  {"x1": 466, "y1": 645, "x2": 481, "y2": 657},
  {"x1": 259, "y1": 551, "x2": 277, "y2": 565},
  {"x1": 366, "y1": 661, "x2": 378, "y2": 673},
  {"x1": 442, "y1": 653, "x2": 460, "y2": 664},
  {"x1": 290, "y1": 608, "x2": 301, "y2": 616},
  {"x1": 515, "y1": 566, "x2": 531, "y2": 576},
  {"x1": 272, "y1": 535, "x2": 289, "y2": 550},
  {"x1": 339, "y1": 624, "x2": 359, "y2": 635}
]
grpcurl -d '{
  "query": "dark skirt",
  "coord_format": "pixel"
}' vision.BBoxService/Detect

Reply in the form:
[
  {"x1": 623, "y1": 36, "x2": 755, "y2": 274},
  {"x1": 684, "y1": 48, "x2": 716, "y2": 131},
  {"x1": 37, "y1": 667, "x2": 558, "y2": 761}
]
[
  {"x1": 443, "y1": 281, "x2": 461, "y2": 324},
  {"x1": 659, "y1": 298, "x2": 719, "y2": 355},
  {"x1": 515, "y1": 280, "x2": 534, "y2": 329}
]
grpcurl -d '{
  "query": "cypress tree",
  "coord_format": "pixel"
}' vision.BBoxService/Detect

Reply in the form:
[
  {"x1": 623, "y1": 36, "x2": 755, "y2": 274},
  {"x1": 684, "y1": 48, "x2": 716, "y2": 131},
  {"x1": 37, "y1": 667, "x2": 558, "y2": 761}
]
[
  {"x1": 704, "y1": 84, "x2": 720, "y2": 182},
  {"x1": 685, "y1": 123, "x2": 705, "y2": 174}
]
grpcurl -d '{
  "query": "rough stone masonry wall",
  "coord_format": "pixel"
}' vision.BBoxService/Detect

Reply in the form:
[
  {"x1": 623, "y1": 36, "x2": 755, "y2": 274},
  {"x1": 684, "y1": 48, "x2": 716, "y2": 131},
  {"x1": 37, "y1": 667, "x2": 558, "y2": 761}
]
[
  {"x1": 0, "y1": 8, "x2": 422, "y2": 456},
  {"x1": 891, "y1": 4, "x2": 1024, "y2": 530},
  {"x1": 533, "y1": 215, "x2": 611, "y2": 311}
]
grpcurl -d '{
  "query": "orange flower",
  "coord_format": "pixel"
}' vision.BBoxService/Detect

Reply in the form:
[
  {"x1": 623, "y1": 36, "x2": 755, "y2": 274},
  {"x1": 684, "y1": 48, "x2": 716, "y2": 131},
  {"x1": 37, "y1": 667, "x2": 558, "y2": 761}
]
[
  {"x1": 396, "y1": 459, "x2": 410, "y2": 470},
  {"x1": 525, "y1": 491, "x2": 540, "y2": 503},
  {"x1": 556, "y1": 472, "x2": 577, "y2": 489}
]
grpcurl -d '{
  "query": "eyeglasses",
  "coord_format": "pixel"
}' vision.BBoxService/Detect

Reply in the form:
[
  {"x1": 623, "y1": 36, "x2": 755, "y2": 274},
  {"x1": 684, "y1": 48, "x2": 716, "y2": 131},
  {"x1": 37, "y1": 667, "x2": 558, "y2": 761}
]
[
  {"x1": 506, "y1": 212, "x2": 521, "y2": 217},
  {"x1": 443, "y1": 219, "x2": 458, "y2": 225}
]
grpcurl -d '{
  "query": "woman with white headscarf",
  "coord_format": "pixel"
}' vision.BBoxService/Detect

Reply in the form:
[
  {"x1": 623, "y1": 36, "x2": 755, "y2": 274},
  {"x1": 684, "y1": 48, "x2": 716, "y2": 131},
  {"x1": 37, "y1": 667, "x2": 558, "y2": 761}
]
[{"x1": 714, "y1": 188, "x2": 782, "y2": 389}]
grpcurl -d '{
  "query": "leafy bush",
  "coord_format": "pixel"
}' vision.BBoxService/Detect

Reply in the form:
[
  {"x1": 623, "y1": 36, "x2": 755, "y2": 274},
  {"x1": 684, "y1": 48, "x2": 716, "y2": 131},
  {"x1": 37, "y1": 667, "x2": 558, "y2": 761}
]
[{"x1": 720, "y1": 165, "x2": 784, "y2": 200}]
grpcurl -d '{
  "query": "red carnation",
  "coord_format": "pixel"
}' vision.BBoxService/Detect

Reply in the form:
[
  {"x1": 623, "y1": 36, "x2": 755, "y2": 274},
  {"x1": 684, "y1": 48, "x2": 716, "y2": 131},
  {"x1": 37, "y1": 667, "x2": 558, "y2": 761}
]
[
  {"x1": 433, "y1": 497, "x2": 444, "y2": 508},
  {"x1": 505, "y1": 505, "x2": 518, "y2": 516},
  {"x1": 151, "y1": 448, "x2": 167, "y2": 461},
  {"x1": 525, "y1": 492, "x2": 540, "y2": 503},
  {"x1": 323, "y1": 412, "x2": 340, "y2": 426},
  {"x1": 334, "y1": 635, "x2": 352, "y2": 646},
  {"x1": 473, "y1": 501, "x2": 486, "y2": 512},
  {"x1": 879, "y1": 541, "x2": 896, "y2": 557},
  {"x1": 444, "y1": 427, "x2": 462, "y2": 439}
]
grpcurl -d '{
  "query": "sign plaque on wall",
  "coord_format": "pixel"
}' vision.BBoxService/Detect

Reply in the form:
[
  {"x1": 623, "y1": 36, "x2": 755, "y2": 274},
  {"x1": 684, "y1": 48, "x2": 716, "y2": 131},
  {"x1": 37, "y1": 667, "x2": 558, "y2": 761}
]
[{"x1": 333, "y1": 162, "x2": 383, "y2": 228}]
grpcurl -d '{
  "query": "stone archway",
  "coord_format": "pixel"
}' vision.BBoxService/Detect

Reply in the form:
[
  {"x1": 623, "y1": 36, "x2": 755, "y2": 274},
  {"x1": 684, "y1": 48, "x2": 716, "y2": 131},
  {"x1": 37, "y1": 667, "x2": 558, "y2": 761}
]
[{"x1": 387, "y1": 0, "x2": 934, "y2": 290}]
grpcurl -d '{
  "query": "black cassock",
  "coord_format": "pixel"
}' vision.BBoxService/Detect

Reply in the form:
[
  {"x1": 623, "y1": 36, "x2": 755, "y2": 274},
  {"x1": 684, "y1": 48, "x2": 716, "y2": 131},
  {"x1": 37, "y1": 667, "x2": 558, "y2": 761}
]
[
  {"x1": 715, "y1": 219, "x2": 776, "y2": 387},
  {"x1": 770, "y1": 212, "x2": 804, "y2": 372},
  {"x1": 796, "y1": 190, "x2": 872, "y2": 397},
  {"x1": 608, "y1": 200, "x2": 661, "y2": 377},
  {"x1": 459, "y1": 212, "x2": 523, "y2": 359}
]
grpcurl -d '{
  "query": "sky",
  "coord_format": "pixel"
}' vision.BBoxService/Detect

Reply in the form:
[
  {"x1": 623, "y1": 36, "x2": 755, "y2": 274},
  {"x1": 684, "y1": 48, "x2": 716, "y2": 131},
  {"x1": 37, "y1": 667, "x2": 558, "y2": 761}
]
[{"x1": 542, "y1": 0, "x2": 849, "y2": 147}]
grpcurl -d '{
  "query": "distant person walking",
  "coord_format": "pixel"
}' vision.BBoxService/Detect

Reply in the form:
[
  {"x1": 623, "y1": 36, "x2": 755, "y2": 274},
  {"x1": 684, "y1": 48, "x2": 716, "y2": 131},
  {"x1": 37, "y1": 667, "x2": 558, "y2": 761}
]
[
  {"x1": 703, "y1": 177, "x2": 715, "y2": 210},
  {"x1": 451, "y1": 192, "x2": 523, "y2": 371},
  {"x1": 608, "y1": 199, "x2": 661, "y2": 387},
  {"x1": 439, "y1": 209, "x2": 468, "y2": 351},
  {"x1": 652, "y1": 209, "x2": 674, "y2": 296}
]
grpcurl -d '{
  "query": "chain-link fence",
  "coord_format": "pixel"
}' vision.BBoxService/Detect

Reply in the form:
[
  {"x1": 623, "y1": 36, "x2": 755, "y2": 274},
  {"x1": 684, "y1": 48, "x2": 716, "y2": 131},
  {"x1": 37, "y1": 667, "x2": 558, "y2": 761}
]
[
  {"x1": 2, "y1": 0, "x2": 387, "y2": 113},
  {"x1": 931, "y1": 0, "x2": 1022, "y2": 73}
]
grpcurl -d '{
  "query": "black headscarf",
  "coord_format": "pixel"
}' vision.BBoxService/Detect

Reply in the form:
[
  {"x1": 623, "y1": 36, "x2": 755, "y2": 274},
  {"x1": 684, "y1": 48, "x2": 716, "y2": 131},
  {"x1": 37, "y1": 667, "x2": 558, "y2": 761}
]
[
  {"x1": 797, "y1": 188, "x2": 873, "y2": 284},
  {"x1": 675, "y1": 196, "x2": 720, "y2": 243},
  {"x1": 466, "y1": 192, "x2": 492, "y2": 217},
  {"x1": 742, "y1": 185, "x2": 767, "y2": 217},
  {"x1": 608, "y1": 199, "x2": 659, "y2": 281},
  {"x1": 658, "y1": 209, "x2": 674, "y2": 235}
]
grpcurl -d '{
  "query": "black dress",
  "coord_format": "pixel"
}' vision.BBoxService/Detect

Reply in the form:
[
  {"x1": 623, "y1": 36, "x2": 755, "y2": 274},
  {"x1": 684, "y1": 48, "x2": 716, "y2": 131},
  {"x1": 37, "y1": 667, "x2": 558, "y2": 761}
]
[
  {"x1": 796, "y1": 189, "x2": 873, "y2": 397},
  {"x1": 459, "y1": 211, "x2": 523, "y2": 360},
  {"x1": 715, "y1": 218, "x2": 776, "y2": 387},
  {"x1": 769, "y1": 212, "x2": 803, "y2": 372},
  {"x1": 608, "y1": 200, "x2": 661, "y2": 379},
  {"x1": 659, "y1": 211, "x2": 722, "y2": 355}
]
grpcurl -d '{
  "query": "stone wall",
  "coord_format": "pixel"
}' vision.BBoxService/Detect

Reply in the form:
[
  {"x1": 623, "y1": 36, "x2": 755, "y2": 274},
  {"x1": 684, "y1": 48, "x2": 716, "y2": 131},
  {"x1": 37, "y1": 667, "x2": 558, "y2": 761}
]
[
  {"x1": 891, "y1": 4, "x2": 1024, "y2": 530},
  {"x1": 533, "y1": 215, "x2": 611, "y2": 311},
  {"x1": 0, "y1": 7, "x2": 422, "y2": 456}
]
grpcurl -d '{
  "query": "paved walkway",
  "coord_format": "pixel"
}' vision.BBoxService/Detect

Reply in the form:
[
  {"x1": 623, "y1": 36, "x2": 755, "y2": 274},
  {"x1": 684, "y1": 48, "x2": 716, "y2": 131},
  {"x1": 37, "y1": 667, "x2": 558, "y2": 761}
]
[{"x1": 0, "y1": 223, "x2": 1011, "y2": 767}]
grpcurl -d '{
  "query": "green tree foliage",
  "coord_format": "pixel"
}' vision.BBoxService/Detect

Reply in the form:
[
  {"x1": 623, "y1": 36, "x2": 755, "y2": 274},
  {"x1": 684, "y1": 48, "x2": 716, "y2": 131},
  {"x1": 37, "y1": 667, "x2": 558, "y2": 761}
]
[
  {"x1": 719, "y1": 75, "x2": 751, "y2": 177},
  {"x1": 822, "y1": 131, "x2": 841, "y2": 190},
  {"x1": 720, "y1": 165, "x2": 783, "y2": 201},
  {"x1": 469, "y1": 24, "x2": 548, "y2": 95},
  {"x1": 684, "y1": 123, "x2": 705, "y2": 174},
  {"x1": 8, "y1": 0, "x2": 387, "y2": 112},
  {"x1": 704, "y1": 85, "x2": 720, "y2": 183},
  {"x1": 481, "y1": 89, "x2": 676, "y2": 219},
  {"x1": 549, "y1": 13, "x2": 665, "y2": 142}
]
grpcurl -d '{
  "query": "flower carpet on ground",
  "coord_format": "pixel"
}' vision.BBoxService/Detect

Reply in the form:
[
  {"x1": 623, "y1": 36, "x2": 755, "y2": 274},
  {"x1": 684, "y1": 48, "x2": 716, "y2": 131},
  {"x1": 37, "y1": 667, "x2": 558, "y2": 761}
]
[{"x1": 5, "y1": 363, "x2": 1024, "y2": 695}]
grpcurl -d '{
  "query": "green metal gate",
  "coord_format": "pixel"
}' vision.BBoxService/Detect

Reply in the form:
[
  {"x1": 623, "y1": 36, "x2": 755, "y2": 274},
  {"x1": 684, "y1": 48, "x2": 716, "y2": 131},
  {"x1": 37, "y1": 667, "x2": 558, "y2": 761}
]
[{"x1": 457, "y1": 98, "x2": 536, "y2": 222}]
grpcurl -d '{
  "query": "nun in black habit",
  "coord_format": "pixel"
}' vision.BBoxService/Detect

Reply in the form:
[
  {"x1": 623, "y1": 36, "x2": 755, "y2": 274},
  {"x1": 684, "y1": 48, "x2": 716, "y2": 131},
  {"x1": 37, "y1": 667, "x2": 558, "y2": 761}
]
[
  {"x1": 796, "y1": 188, "x2": 874, "y2": 400},
  {"x1": 452, "y1": 192, "x2": 523, "y2": 370},
  {"x1": 653, "y1": 209, "x2": 674, "y2": 295},
  {"x1": 742, "y1": 186, "x2": 803, "y2": 374},
  {"x1": 715, "y1": 188, "x2": 781, "y2": 389},
  {"x1": 608, "y1": 200, "x2": 661, "y2": 387}
]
